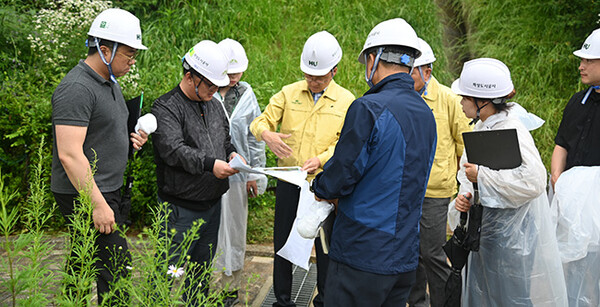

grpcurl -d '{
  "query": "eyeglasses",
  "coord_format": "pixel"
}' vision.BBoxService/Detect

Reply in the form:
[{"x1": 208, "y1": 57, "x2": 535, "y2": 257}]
[
  {"x1": 193, "y1": 74, "x2": 218, "y2": 91},
  {"x1": 116, "y1": 51, "x2": 138, "y2": 63},
  {"x1": 304, "y1": 73, "x2": 332, "y2": 85}
]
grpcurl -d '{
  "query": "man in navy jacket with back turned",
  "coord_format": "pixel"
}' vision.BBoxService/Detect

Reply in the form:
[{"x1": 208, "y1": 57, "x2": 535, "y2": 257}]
[{"x1": 311, "y1": 18, "x2": 437, "y2": 307}]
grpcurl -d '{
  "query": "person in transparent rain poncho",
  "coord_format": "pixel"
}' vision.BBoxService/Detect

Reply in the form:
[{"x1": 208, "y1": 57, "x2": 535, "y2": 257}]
[
  {"x1": 448, "y1": 58, "x2": 567, "y2": 306},
  {"x1": 212, "y1": 38, "x2": 267, "y2": 306},
  {"x1": 551, "y1": 28, "x2": 600, "y2": 307}
]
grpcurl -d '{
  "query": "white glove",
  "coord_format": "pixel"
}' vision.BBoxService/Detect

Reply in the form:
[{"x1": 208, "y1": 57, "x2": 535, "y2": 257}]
[
  {"x1": 297, "y1": 201, "x2": 334, "y2": 239},
  {"x1": 134, "y1": 113, "x2": 157, "y2": 135}
]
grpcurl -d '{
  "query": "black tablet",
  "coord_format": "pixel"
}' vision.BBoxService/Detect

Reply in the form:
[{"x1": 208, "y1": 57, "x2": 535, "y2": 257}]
[{"x1": 462, "y1": 129, "x2": 522, "y2": 170}]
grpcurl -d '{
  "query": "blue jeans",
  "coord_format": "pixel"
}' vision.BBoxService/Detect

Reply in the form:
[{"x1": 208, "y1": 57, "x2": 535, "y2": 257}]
[{"x1": 158, "y1": 199, "x2": 221, "y2": 306}]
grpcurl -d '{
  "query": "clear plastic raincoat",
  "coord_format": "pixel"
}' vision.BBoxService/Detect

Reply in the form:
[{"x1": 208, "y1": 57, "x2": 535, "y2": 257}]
[
  {"x1": 449, "y1": 109, "x2": 567, "y2": 306},
  {"x1": 213, "y1": 81, "x2": 267, "y2": 275},
  {"x1": 551, "y1": 166, "x2": 600, "y2": 306}
]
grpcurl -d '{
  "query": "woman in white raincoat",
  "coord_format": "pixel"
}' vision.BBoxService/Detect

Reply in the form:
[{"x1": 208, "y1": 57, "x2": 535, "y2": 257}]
[
  {"x1": 448, "y1": 58, "x2": 567, "y2": 306},
  {"x1": 213, "y1": 38, "x2": 267, "y2": 305}
]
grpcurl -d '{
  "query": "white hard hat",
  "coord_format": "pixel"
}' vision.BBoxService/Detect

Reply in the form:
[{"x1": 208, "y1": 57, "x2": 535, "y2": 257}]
[
  {"x1": 184, "y1": 40, "x2": 230, "y2": 87},
  {"x1": 358, "y1": 18, "x2": 421, "y2": 64},
  {"x1": 218, "y1": 38, "x2": 249, "y2": 74},
  {"x1": 88, "y1": 8, "x2": 147, "y2": 50},
  {"x1": 451, "y1": 58, "x2": 514, "y2": 100},
  {"x1": 573, "y1": 28, "x2": 600, "y2": 59},
  {"x1": 414, "y1": 38, "x2": 436, "y2": 67},
  {"x1": 300, "y1": 31, "x2": 342, "y2": 76}
]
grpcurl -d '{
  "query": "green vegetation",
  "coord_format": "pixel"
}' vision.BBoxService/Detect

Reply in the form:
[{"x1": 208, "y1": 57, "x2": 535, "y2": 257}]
[
  {"x1": 1, "y1": 144, "x2": 228, "y2": 305},
  {"x1": 0, "y1": 0, "x2": 599, "y2": 239}
]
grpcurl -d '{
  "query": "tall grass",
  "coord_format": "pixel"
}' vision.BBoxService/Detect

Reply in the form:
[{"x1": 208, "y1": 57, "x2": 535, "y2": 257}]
[
  {"x1": 458, "y1": 0, "x2": 600, "y2": 167},
  {"x1": 132, "y1": 0, "x2": 449, "y2": 107}
]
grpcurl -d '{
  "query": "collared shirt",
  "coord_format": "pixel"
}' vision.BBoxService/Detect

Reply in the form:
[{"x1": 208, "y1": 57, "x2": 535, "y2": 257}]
[
  {"x1": 421, "y1": 76, "x2": 472, "y2": 198},
  {"x1": 556, "y1": 88, "x2": 600, "y2": 170},
  {"x1": 250, "y1": 79, "x2": 355, "y2": 180},
  {"x1": 51, "y1": 60, "x2": 129, "y2": 193},
  {"x1": 312, "y1": 90, "x2": 324, "y2": 104}
]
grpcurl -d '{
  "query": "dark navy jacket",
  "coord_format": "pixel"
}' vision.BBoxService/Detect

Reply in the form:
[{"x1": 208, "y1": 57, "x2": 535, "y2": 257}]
[{"x1": 312, "y1": 73, "x2": 436, "y2": 275}]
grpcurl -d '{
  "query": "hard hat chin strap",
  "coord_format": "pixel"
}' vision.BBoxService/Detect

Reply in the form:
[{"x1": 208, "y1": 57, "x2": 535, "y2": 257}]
[
  {"x1": 470, "y1": 98, "x2": 490, "y2": 125},
  {"x1": 418, "y1": 66, "x2": 431, "y2": 96},
  {"x1": 365, "y1": 47, "x2": 383, "y2": 88},
  {"x1": 581, "y1": 85, "x2": 600, "y2": 105},
  {"x1": 95, "y1": 37, "x2": 118, "y2": 83},
  {"x1": 194, "y1": 76, "x2": 203, "y2": 101}
]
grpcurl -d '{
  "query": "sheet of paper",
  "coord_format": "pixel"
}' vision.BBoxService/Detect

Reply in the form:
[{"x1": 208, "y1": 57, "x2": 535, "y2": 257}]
[
  {"x1": 229, "y1": 154, "x2": 264, "y2": 174},
  {"x1": 229, "y1": 155, "x2": 307, "y2": 187}
]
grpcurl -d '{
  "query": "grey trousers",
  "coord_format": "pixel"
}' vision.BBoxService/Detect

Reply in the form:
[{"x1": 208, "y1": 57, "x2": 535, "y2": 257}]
[{"x1": 408, "y1": 197, "x2": 452, "y2": 307}]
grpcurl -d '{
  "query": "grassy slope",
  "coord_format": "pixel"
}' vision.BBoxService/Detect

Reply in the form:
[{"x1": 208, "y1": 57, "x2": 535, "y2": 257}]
[
  {"x1": 132, "y1": 0, "x2": 449, "y2": 109},
  {"x1": 459, "y1": 0, "x2": 600, "y2": 167}
]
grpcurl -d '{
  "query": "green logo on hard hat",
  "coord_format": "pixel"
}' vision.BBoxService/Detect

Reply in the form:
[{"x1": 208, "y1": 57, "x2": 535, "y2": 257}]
[
  {"x1": 188, "y1": 47, "x2": 195, "y2": 56},
  {"x1": 100, "y1": 21, "x2": 107, "y2": 28},
  {"x1": 309, "y1": 60, "x2": 318, "y2": 67},
  {"x1": 230, "y1": 59, "x2": 238, "y2": 64},
  {"x1": 584, "y1": 43, "x2": 591, "y2": 50},
  {"x1": 136, "y1": 34, "x2": 141, "y2": 41}
]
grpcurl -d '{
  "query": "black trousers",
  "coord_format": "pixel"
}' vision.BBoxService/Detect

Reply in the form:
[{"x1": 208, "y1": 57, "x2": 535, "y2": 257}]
[
  {"x1": 157, "y1": 199, "x2": 222, "y2": 306},
  {"x1": 273, "y1": 180, "x2": 328, "y2": 307},
  {"x1": 54, "y1": 190, "x2": 131, "y2": 305},
  {"x1": 325, "y1": 259, "x2": 416, "y2": 307}
]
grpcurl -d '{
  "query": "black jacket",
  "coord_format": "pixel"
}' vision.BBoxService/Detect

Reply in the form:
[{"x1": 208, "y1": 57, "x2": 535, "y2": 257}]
[{"x1": 152, "y1": 85, "x2": 236, "y2": 211}]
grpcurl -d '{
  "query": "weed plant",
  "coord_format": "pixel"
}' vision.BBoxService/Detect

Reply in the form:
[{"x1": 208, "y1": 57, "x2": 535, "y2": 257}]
[
  {"x1": 0, "y1": 141, "x2": 232, "y2": 305},
  {"x1": 0, "y1": 138, "x2": 56, "y2": 306}
]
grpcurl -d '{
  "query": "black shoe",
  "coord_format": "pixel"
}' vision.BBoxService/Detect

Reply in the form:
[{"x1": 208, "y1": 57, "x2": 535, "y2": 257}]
[{"x1": 221, "y1": 290, "x2": 239, "y2": 307}]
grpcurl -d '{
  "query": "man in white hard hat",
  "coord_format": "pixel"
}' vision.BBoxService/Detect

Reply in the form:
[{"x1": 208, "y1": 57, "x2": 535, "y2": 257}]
[
  {"x1": 552, "y1": 28, "x2": 600, "y2": 306},
  {"x1": 250, "y1": 31, "x2": 355, "y2": 307},
  {"x1": 51, "y1": 8, "x2": 148, "y2": 304},
  {"x1": 311, "y1": 18, "x2": 437, "y2": 306},
  {"x1": 212, "y1": 38, "x2": 267, "y2": 307},
  {"x1": 151, "y1": 40, "x2": 245, "y2": 305},
  {"x1": 407, "y1": 38, "x2": 470, "y2": 307}
]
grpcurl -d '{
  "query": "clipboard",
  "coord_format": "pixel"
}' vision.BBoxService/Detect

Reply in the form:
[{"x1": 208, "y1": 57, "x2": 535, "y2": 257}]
[{"x1": 462, "y1": 129, "x2": 522, "y2": 170}]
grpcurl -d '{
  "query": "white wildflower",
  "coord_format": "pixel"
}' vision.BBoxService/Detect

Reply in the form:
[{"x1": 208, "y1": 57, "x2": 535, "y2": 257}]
[
  {"x1": 28, "y1": 0, "x2": 112, "y2": 69},
  {"x1": 167, "y1": 265, "x2": 184, "y2": 278}
]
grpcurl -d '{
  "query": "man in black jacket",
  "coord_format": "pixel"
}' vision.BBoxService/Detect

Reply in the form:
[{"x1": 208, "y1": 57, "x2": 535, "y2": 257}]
[{"x1": 152, "y1": 40, "x2": 243, "y2": 305}]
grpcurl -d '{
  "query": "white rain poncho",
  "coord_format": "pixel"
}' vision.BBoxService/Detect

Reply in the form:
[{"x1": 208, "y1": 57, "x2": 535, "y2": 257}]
[
  {"x1": 213, "y1": 81, "x2": 267, "y2": 276},
  {"x1": 448, "y1": 109, "x2": 567, "y2": 306},
  {"x1": 551, "y1": 166, "x2": 600, "y2": 306}
]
